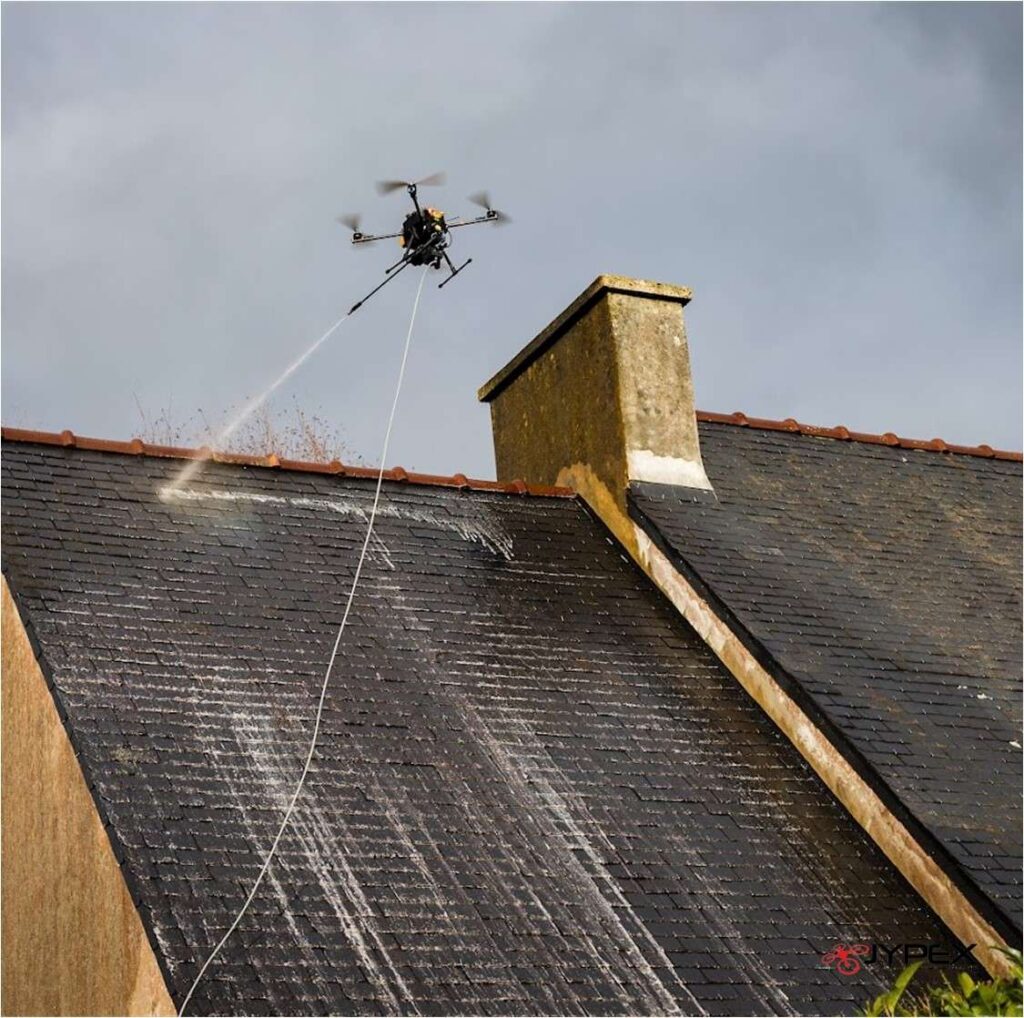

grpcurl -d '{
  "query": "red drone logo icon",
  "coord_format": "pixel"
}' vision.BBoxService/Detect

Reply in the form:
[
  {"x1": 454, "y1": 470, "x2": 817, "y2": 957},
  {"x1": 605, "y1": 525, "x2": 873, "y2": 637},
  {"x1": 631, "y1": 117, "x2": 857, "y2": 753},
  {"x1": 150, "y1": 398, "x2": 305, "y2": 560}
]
[{"x1": 821, "y1": 943, "x2": 872, "y2": 976}]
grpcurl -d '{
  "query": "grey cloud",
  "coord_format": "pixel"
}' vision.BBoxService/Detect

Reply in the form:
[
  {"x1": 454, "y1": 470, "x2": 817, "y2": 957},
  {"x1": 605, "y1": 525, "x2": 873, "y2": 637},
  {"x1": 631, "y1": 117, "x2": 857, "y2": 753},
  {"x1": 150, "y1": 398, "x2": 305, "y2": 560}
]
[{"x1": 2, "y1": 2, "x2": 1020, "y2": 474}]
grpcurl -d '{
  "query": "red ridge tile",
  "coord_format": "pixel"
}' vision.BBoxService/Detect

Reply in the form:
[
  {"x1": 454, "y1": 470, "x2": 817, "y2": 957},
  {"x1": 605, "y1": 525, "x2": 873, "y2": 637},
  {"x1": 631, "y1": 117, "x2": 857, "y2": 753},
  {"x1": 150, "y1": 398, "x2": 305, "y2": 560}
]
[
  {"x1": 693, "y1": 413, "x2": 1020, "y2": 462},
  {"x1": 0, "y1": 427, "x2": 577, "y2": 497},
  {"x1": 4, "y1": 410, "x2": 1019, "y2": 485}
]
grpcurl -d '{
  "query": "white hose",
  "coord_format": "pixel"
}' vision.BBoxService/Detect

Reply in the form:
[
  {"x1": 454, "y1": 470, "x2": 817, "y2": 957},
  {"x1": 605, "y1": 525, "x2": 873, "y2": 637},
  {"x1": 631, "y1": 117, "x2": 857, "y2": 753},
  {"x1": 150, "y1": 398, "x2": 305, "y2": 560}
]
[{"x1": 178, "y1": 265, "x2": 429, "y2": 1016}]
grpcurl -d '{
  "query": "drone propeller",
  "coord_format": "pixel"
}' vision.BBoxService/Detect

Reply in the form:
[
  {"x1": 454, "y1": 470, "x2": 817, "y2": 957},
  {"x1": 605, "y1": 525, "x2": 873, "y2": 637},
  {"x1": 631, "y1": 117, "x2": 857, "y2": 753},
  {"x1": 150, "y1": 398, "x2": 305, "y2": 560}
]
[
  {"x1": 337, "y1": 212, "x2": 376, "y2": 243},
  {"x1": 376, "y1": 171, "x2": 447, "y2": 196},
  {"x1": 468, "y1": 190, "x2": 512, "y2": 224}
]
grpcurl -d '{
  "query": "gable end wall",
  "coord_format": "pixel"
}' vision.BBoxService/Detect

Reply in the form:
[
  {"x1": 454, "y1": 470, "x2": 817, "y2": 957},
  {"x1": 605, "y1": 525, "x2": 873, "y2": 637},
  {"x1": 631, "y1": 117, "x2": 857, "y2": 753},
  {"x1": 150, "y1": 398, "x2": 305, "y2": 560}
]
[{"x1": 1, "y1": 578, "x2": 175, "y2": 1018}]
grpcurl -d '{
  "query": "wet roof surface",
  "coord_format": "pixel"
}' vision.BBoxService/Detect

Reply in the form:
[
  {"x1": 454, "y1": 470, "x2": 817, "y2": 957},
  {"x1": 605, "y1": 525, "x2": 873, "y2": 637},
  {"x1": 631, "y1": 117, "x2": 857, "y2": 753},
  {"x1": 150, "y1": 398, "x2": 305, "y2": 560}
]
[
  {"x1": 1, "y1": 439, "x2": 971, "y2": 1017},
  {"x1": 631, "y1": 421, "x2": 1023, "y2": 943}
]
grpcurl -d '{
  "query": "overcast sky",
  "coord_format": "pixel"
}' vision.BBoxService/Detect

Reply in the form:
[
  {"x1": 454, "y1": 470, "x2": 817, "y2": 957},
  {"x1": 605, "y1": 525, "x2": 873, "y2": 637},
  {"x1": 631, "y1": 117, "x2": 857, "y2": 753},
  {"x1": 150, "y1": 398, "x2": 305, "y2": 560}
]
[{"x1": 3, "y1": 2, "x2": 1020, "y2": 475}]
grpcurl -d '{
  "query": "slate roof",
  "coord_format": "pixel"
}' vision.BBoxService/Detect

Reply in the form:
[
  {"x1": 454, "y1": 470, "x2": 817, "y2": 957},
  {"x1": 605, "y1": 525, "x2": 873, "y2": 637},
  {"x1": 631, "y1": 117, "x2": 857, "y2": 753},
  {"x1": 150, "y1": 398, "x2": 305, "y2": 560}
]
[
  {"x1": 1, "y1": 435, "x2": 976, "y2": 1017},
  {"x1": 631, "y1": 419, "x2": 1023, "y2": 946}
]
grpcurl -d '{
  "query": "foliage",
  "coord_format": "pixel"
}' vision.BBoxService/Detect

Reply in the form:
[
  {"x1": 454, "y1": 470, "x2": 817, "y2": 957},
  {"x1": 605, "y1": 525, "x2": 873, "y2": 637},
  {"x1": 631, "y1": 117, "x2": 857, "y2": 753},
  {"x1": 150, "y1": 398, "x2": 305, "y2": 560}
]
[
  {"x1": 865, "y1": 960, "x2": 925, "y2": 1017},
  {"x1": 864, "y1": 948, "x2": 1023, "y2": 1017}
]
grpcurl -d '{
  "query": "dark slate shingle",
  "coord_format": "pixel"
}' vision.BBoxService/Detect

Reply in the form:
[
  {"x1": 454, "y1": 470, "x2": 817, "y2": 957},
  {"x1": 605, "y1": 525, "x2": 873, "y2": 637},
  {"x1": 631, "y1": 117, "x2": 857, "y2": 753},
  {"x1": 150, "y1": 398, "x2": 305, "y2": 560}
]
[
  {"x1": 631, "y1": 421, "x2": 1022, "y2": 942},
  {"x1": 3, "y1": 440, "x2": 979, "y2": 1016}
]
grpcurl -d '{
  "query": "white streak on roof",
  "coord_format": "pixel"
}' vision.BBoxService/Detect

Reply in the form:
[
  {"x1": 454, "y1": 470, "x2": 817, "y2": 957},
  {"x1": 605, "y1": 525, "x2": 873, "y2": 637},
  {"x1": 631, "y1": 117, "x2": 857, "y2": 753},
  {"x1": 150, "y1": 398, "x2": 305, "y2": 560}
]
[
  {"x1": 213, "y1": 711, "x2": 415, "y2": 1014},
  {"x1": 378, "y1": 577, "x2": 701, "y2": 1017},
  {"x1": 161, "y1": 486, "x2": 515, "y2": 559}
]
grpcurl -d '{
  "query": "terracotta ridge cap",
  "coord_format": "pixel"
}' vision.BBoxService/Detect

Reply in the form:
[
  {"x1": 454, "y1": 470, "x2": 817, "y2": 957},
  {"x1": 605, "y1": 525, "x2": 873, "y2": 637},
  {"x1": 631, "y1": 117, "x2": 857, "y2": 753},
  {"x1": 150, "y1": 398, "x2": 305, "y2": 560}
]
[
  {"x1": 0, "y1": 427, "x2": 575, "y2": 498},
  {"x1": 695, "y1": 411, "x2": 1022, "y2": 462}
]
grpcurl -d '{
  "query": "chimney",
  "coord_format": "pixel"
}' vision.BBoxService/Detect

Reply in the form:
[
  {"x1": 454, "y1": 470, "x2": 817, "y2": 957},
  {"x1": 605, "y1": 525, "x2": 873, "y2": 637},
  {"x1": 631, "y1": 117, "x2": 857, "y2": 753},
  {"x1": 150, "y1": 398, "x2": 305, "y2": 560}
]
[{"x1": 478, "y1": 275, "x2": 710, "y2": 549}]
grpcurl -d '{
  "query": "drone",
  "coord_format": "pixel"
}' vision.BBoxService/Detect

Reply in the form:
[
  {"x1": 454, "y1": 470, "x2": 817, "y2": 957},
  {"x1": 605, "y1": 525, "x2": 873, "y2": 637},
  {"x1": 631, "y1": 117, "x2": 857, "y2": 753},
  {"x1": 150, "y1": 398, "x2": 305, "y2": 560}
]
[{"x1": 338, "y1": 172, "x2": 510, "y2": 312}]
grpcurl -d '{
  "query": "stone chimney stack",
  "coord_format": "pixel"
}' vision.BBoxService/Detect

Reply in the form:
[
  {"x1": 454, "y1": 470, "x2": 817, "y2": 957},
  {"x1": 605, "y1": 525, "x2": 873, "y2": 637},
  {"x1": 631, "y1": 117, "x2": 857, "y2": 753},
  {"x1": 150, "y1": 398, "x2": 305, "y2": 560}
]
[{"x1": 478, "y1": 275, "x2": 710, "y2": 549}]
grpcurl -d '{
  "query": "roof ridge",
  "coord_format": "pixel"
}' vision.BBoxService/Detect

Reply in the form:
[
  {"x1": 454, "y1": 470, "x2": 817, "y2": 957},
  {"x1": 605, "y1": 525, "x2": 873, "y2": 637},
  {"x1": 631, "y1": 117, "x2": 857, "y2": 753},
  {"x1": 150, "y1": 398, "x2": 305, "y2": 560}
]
[
  {"x1": 695, "y1": 411, "x2": 1022, "y2": 462},
  {"x1": 3, "y1": 413, "x2": 1020, "y2": 477},
  {"x1": 0, "y1": 427, "x2": 575, "y2": 498}
]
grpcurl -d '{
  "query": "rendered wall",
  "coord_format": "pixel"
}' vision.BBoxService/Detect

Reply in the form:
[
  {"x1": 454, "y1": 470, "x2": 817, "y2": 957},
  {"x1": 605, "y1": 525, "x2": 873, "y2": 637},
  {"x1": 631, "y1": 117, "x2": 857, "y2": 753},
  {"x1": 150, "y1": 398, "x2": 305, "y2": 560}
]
[{"x1": 1, "y1": 579, "x2": 175, "y2": 1017}]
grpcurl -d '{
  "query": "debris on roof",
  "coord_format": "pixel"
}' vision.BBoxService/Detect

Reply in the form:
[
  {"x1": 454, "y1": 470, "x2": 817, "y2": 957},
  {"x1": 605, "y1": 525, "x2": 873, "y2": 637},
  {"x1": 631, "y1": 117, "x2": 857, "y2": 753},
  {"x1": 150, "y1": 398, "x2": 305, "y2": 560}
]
[{"x1": 0, "y1": 427, "x2": 573, "y2": 498}]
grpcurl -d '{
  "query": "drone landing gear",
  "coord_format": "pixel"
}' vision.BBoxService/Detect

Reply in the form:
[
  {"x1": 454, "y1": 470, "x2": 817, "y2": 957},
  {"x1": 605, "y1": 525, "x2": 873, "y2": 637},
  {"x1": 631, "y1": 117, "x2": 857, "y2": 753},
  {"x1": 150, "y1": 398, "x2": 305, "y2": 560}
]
[
  {"x1": 439, "y1": 256, "x2": 472, "y2": 290},
  {"x1": 347, "y1": 244, "x2": 471, "y2": 315}
]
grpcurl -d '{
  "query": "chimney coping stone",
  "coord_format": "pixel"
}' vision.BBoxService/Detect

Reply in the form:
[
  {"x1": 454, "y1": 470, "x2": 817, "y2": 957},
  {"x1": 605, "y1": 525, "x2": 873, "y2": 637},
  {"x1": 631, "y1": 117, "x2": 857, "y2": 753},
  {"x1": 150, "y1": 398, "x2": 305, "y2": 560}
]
[{"x1": 477, "y1": 274, "x2": 692, "y2": 403}]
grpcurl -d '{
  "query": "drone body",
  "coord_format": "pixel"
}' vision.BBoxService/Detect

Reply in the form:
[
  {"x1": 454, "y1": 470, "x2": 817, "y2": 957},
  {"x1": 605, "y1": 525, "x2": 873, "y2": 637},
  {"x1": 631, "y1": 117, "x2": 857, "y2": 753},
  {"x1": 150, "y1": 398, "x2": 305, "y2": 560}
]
[{"x1": 338, "y1": 173, "x2": 509, "y2": 310}]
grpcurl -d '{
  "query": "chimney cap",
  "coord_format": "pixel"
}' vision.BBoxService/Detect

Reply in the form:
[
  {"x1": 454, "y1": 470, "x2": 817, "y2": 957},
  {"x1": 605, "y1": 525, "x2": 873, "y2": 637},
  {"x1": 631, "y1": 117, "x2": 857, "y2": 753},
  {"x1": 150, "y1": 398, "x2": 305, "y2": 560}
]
[{"x1": 478, "y1": 274, "x2": 692, "y2": 403}]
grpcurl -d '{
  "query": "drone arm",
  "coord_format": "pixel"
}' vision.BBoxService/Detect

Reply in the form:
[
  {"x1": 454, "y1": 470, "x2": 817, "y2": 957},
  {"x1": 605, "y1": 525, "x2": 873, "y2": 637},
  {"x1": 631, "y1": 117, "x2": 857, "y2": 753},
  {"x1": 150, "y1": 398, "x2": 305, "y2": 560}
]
[
  {"x1": 444, "y1": 215, "x2": 495, "y2": 230},
  {"x1": 351, "y1": 230, "x2": 403, "y2": 245}
]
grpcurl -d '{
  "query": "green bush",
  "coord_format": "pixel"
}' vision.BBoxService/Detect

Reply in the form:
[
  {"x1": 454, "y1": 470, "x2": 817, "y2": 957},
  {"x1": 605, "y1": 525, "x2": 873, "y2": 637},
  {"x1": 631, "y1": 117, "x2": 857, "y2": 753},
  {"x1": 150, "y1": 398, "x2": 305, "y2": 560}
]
[{"x1": 864, "y1": 948, "x2": 1022, "y2": 1017}]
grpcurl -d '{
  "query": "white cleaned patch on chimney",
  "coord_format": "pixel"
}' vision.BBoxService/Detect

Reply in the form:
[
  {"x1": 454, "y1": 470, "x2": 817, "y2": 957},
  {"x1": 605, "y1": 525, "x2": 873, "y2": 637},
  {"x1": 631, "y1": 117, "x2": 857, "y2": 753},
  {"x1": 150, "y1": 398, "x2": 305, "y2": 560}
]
[{"x1": 627, "y1": 449, "x2": 712, "y2": 491}]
